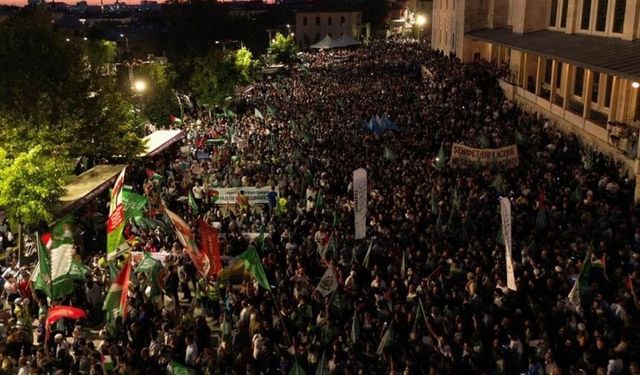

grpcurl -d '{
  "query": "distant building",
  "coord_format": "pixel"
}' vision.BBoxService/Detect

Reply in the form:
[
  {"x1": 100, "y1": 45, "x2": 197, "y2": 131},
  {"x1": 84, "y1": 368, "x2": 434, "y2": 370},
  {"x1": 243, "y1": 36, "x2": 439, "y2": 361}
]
[
  {"x1": 432, "y1": 0, "x2": 640, "y2": 198},
  {"x1": 295, "y1": 10, "x2": 365, "y2": 48}
]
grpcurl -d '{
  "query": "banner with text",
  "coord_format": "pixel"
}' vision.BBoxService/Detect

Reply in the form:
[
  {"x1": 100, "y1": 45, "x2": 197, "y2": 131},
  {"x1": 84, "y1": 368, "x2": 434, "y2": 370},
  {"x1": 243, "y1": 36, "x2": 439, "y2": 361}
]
[
  {"x1": 500, "y1": 197, "x2": 517, "y2": 291},
  {"x1": 208, "y1": 186, "x2": 277, "y2": 205},
  {"x1": 353, "y1": 168, "x2": 367, "y2": 240},
  {"x1": 450, "y1": 143, "x2": 519, "y2": 169}
]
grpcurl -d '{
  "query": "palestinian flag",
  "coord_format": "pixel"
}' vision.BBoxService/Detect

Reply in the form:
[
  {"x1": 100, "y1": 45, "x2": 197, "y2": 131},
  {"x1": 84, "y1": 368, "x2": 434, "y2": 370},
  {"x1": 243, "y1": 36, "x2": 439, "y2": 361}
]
[
  {"x1": 103, "y1": 258, "x2": 132, "y2": 320},
  {"x1": 169, "y1": 114, "x2": 184, "y2": 126},
  {"x1": 146, "y1": 168, "x2": 163, "y2": 181},
  {"x1": 164, "y1": 204, "x2": 211, "y2": 277},
  {"x1": 107, "y1": 168, "x2": 127, "y2": 260},
  {"x1": 188, "y1": 191, "x2": 199, "y2": 214},
  {"x1": 134, "y1": 252, "x2": 163, "y2": 297}
]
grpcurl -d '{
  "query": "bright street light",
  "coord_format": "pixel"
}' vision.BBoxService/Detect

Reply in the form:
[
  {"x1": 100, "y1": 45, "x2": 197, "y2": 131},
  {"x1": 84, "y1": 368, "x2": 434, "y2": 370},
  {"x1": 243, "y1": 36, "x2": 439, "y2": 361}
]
[
  {"x1": 633, "y1": 81, "x2": 640, "y2": 89},
  {"x1": 133, "y1": 80, "x2": 147, "y2": 93},
  {"x1": 416, "y1": 15, "x2": 427, "y2": 26}
]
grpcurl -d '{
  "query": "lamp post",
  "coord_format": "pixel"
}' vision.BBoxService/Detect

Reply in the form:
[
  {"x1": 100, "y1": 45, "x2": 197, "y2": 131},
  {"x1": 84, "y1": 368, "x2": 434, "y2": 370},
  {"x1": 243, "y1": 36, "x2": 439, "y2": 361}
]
[
  {"x1": 120, "y1": 33, "x2": 129, "y2": 54},
  {"x1": 132, "y1": 79, "x2": 147, "y2": 126}
]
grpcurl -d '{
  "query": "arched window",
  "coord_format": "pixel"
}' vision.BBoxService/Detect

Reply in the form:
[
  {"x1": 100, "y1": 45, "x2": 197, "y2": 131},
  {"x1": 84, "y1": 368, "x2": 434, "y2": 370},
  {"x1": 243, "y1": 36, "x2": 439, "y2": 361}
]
[{"x1": 303, "y1": 17, "x2": 307, "y2": 26}]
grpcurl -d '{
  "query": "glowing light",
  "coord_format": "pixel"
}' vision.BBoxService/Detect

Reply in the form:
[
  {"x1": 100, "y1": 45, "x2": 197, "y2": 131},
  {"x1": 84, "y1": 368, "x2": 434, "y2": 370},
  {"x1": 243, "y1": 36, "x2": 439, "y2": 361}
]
[
  {"x1": 632, "y1": 82, "x2": 640, "y2": 89},
  {"x1": 416, "y1": 15, "x2": 427, "y2": 26},
  {"x1": 133, "y1": 80, "x2": 147, "y2": 93}
]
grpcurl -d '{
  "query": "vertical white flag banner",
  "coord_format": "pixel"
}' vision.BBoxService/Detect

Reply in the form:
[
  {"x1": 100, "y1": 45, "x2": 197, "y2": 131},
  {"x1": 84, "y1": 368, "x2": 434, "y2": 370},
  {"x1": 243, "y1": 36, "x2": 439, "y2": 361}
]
[
  {"x1": 353, "y1": 168, "x2": 367, "y2": 240},
  {"x1": 500, "y1": 197, "x2": 517, "y2": 291}
]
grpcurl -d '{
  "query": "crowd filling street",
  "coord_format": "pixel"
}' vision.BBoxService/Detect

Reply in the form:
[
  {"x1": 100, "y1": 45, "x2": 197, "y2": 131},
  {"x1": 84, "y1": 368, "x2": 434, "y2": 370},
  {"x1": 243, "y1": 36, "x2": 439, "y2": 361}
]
[{"x1": 0, "y1": 39, "x2": 639, "y2": 375}]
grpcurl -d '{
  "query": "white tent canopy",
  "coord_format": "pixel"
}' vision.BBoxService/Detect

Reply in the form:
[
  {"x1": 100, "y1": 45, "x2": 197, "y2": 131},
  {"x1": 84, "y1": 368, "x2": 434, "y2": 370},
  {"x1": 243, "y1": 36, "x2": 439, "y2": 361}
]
[
  {"x1": 310, "y1": 35, "x2": 335, "y2": 49},
  {"x1": 138, "y1": 129, "x2": 185, "y2": 158},
  {"x1": 333, "y1": 34, "x2": 362, "y2": 48}
]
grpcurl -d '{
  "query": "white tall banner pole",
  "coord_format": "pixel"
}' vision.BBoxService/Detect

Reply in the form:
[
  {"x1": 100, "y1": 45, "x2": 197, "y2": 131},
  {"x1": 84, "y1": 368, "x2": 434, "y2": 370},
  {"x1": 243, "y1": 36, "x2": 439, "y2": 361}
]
[
  {"x1": 500, "y1": 197, "x2": 517, "y2": 291},
  {"x1": 353, "y1": 168, "x2": 367, "y2": 240}
]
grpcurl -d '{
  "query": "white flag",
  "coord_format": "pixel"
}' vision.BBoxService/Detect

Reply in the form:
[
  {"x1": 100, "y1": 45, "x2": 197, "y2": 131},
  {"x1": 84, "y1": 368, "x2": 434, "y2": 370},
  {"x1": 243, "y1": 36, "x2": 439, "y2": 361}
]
[
  {"x1": 353, "y1": 168, "x2": 367, "y2": 240},
  {"x1": 500, "y1": 197, "x2": 517, "y2": 291},
  {"x1": 316, "y1": 267, "x2": 338, "y2": 297}
]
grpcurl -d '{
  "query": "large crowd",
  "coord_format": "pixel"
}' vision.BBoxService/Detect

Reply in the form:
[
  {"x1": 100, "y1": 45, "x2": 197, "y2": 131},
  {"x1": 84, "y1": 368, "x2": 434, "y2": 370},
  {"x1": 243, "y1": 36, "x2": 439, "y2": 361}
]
[{"x1": 0, "y1": 39, "x2": 639, "y2": 375}]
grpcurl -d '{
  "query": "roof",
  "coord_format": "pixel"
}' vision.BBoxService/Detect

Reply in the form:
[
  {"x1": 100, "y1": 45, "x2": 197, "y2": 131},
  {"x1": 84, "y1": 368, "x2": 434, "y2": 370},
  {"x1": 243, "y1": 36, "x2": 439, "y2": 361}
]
[
  {"x1": 59, "y1": 164, "x2": 127, "y2": 215},
  {"x1": 311, "y1": 34, "x2": 335, "y2": 49},
  {"x1": 333, "y1": 34, "x2": 361, "y2": 48},
  {"x1": 466, "y1": 28, "x2": 640, "y2": 82},
  {"x1": 138, "y1": 129, "x2": 185, "y2": 158}
]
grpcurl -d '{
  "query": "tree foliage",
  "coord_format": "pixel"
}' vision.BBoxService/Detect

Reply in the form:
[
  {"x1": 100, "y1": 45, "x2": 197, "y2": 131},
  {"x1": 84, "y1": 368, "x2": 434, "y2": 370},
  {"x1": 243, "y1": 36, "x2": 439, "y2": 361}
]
[
  {"x1": 189, "y1": 50, "x2": 240, "y2": 109},
  {"x1": 138, "y1": 60, "x2": 181, "y2": 126},
  {"x1": 268, "y1": 32, "x2": 298, "y2": 64},
  {"x1": 235, "y1": 47, "x2": 259, "y2": 83},
  {"x1": 0, "y1": 146, "x2": 70, "y2": 228},
  {"x1": 86, "y1": 39, "x2": 117, "y2": 71},
  {"x1": 0, "y1": 8, "x2": 144, "y2": 161}
]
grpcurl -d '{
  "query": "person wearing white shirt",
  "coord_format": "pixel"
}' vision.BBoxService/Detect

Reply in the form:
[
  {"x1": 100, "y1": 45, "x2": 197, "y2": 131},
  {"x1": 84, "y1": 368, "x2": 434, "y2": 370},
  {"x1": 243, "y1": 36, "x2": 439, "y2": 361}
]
[{"x1": 185, "y1": 335, "x2": 198, "y2": 367}]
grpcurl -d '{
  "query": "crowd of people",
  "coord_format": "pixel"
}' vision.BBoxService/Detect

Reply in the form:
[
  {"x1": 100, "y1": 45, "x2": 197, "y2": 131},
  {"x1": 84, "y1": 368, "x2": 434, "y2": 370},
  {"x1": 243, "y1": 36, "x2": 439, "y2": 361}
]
[{"x1": 0, "y1": 39, "x2": 639, "y2": 374}]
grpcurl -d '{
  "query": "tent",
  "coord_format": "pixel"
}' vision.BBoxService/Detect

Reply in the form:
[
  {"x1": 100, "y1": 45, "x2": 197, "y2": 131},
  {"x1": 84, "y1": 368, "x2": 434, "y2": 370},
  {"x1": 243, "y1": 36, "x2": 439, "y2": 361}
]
[
  {"x1": 333, "y1": 34, "x2": 362, "y2": 48},
  {"x1": 310, "y1": 35, "x2": 336, "y2": 49},
  {"x1": 138, "y1": 130, "x2": 185, "y2": 158},
  {"x1": 58, "y1": 164, "x2": 127, "y2": 215}
]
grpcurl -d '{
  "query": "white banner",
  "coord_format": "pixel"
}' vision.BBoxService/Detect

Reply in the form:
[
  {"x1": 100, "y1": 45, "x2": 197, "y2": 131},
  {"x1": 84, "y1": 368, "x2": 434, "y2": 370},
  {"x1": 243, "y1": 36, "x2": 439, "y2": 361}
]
[
  {"x1": 353, "y1": 168, "x2": 367, "y2": 240},
  {"x1": 500, "y1": 197, "x2": 517, "y2": 291},
  {"x1": 207, "y1": 186, "x2": 278, "y2": 205},
  {"x1": 450, "y1": 143, "x2": 519, "y2": 169}
]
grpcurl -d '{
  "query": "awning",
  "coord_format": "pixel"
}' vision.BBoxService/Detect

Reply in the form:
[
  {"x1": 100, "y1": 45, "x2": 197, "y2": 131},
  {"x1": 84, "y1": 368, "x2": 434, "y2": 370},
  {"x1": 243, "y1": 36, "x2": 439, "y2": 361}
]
[
  {"x1": 260, "y1": 65, "x2": 284, "y2": 75},
  {"x1": 138, "y1": 129, "x2": 185, "y2": 158},
  {"x1": 311, "y1": 35, "x2": 335, "y2": 49},
  {"x1": 466, "y1": 27, "x2": 640, "y2": 82},
  {"x1": 333, "y1": 34, "x2": 362, "y2": 48},
  {"x1": 58, "y1": 164, "x2": 127, "y2": 215}
]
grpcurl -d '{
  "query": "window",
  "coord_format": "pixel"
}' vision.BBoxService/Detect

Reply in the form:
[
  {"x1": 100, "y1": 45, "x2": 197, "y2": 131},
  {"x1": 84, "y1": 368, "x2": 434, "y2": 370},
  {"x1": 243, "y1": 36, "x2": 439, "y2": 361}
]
[
  {"x1": 604, "y1": 76, "x2": 613, "y2": 107},
  {"x1": 612, "y1": 0, "x2": 626, "y2": 33},
  {"x1": 591, "y1": 72, "x2": 600, "y2": 103},
  {"x1": 595, "y1": 0, "x2": 608, "y2": 31},
  {"x1": 550, "y1": 0, "x2": 559, "y2": 26},
  {"x1": 556, "y1": 62, "x2": 563, "y2": 88},
  {"x1": 574, "y1": 67, "x2": 585, "y2": 96},
  {"x1": 560, "y1": 0, "x2": 569, "y2": 27},
  {"x1": 316, "y1": 16, "x2": 320, "y2": 26},
  {"x1": 581, "y1": 0, "x2": 592, "y2": 29},
  {"x1": 545, "y1": 59, "x2": 553, "y2": 84},
  {"x1": 328, "y1": 16, "x2": 332, "y2": 26},
  {"x1": 303, "y1": 17, "x2": 307, "y2": 26},
  {"x1": 341, "y1": 16, "x2": 345, "y2": 25}
]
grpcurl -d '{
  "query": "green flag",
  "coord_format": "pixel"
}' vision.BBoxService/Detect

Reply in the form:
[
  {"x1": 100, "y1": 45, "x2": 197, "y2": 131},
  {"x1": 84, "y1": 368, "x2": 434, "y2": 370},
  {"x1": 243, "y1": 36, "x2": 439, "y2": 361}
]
[
  {"x1": 350, "y1": 309, "x2": 360, "y2": 345},
  {"x1": 515, "y1": 129, "x2": 525, "y2": 145},
  {"x1": 435, "y1": 144, "x2": 446, "y2": 170},
  {"x1": 237, "y1": 247, "x2": 270, "y2": 290},
  {"x1": 413, "y1": 298, "x2": 428, "y2": 332},
  {"x1": 568, "y1": 246, "x2": 592, "y2": 311},
  {"x1": 383, "y1": 146, "x2": 398, "y2": 161},
  {"x1": 479, "y1": 134, "x2": 490, "y2": 148},
  {"x1": 121, "y1": 189, "x2": 148, "y2": 219},
  {"x1": 315, "y1": 191, "x2": 325, "y2": 210},
  {"x1": 50, "y1": 215, "x2": 78, "y2": 300},
  {"x1": 171, "y1": 361, "x2": 197, "y2": 375},
  {"x1": 254, "y1": 108, "x2": 264, "y2": 120},
  {"x1": 496, "y1": 226, "x2": 505, "y2": 246},
  {"x1": 289, "y1": 360, "x2": 306, "y2": 375},
  {"x1": 376, "y1": 321, "x2": 394, "y2": 355},
  {"x1": 267, "y1": 104, "x2": 277, "y2": 117},
  {"x1": 315, "y1": 352, "x2": 329, "y2": 375},
  {"x1": 135, "y1": 252, "x2": 163, "y2": 297},
  {"x1": 188, "y1": 191, "x2": 199, "y2": 214},
  {"x1": 33, "y1": 232, "x2": 52, "y2": 299},
  {"x1": 256, "y1": 226, "x2": 265, "y2": 253}
]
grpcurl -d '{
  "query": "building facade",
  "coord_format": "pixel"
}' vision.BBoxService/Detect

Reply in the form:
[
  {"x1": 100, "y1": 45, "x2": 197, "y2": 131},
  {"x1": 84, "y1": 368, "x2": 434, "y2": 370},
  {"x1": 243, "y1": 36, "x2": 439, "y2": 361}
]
[
  {"x1": 295, "y1": 10, "x2": 363, "y2": 48},
  {"x1": 431, "y1": 0, "x2": 640, "y2": 198}
]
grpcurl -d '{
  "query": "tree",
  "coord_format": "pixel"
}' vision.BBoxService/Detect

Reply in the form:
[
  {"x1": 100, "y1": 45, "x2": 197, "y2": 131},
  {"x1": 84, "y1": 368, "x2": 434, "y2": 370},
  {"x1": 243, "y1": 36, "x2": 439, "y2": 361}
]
[
  {"x1": 0, "y1": 8, "x2": 144, "y2": 162},
  {"x1": 0, "y1": 146, "x2": 70, "y2": 254},
  {"x1": 189, "y1": 49, "x2": 240, "y2": 109},
  {"x1": 361, "y1": 0, "x2": 390, "y2": 32},
  {"x1": 268, "y1": 32, "x2": 298, "y2": 64},
  {"x1": 235, "y1": 47, "x2": 259, "y2": 83},
  {"x1": 138, "y1": 60, "x2": 181, "y2": 126},
  {"x1": 85, "y1": 39, "x2": 117, "y2": 74}
]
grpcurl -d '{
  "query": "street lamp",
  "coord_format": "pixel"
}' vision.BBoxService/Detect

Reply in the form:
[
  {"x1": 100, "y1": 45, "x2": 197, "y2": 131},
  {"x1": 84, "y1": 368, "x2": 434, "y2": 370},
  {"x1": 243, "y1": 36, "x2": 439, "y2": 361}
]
[
  {"x1": 133, "y1": 80, "x2": 147, "y2": 93},
  {"x1": 416, "y1": 15, "x2": 427, "y2": 27},
  {"x1": 633, "y1": 82, "x2": 640, "y2": 89}
]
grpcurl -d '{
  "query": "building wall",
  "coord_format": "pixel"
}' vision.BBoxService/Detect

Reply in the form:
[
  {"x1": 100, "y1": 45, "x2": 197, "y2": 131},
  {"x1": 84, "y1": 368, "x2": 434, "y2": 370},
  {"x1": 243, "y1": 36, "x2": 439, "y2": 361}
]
[{"x1": 295, "y1": 11, "x2": 362, "y2": 48}]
